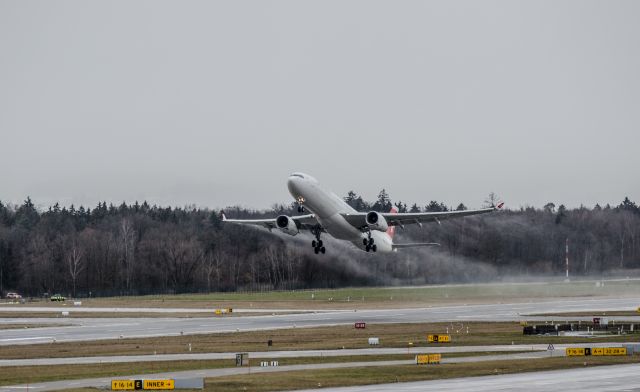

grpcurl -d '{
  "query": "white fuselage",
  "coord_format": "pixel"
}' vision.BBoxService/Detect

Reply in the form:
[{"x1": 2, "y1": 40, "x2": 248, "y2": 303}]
[{"x1": 287, "y1": 173, "x2": 394, "y2": 252}]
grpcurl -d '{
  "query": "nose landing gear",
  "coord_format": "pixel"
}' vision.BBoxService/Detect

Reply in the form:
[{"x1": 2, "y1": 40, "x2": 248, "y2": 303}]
[{"x1": 296, "y1": 196, "x2": 306, "y2": 213}]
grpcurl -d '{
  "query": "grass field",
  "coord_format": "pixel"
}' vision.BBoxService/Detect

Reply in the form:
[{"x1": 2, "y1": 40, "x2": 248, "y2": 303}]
[
  {"x1": 2, "y1": 321, "x2": 639, "y2": 360},
  {"x1": 0, "y1": 323, "x2": 67, "y2": 330},
  {"x1": 6, "y1": 279, "x2": 640, "y2": 311},
  {"x1": 203, "y1": 356, "x2": 640, "y2": 392},
  {"x1": 0, "y1": 352, "x2": 528, "y2": 386},
  {"x1": 0, "y1": 359, "x2": 229, "y2": 386},
  {"x1": 61, "y1": 356, "x2": 640, "y2": 392},
  {"x1": 0, "y1": 311, "x2": 284, "y2": 319}
]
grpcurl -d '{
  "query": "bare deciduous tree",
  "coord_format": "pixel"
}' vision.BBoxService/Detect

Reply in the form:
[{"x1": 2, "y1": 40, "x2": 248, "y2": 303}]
[
  {"x1": 160, "y1": 230, "x2": 204, "y2": 293},
  {"x1": 66, "y1": 238, "x2": 84, "y2": 298},
  {"x1": 484, "y1": 192, "x2": 501, "y2": 208},
  {"x1": 119, "y1": 218, "x2": 136, "y2": 293}
]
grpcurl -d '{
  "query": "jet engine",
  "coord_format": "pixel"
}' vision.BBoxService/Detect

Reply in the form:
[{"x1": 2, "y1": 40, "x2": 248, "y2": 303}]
[
  {"x1": 275, "y1": 215, "x2": 299, "y2": 236},
  {"x1": 366, "y1": 211, "x2": 389, "y2": 232}
]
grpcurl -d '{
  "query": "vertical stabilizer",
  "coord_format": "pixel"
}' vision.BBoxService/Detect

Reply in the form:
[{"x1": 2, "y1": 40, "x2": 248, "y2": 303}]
[{"x1": 387, "y1": 207, "x2": 397, "y2": 238}]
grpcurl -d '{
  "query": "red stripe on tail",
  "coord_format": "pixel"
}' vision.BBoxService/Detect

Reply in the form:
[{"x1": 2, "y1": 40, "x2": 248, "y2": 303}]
[{"x1": 387, "y1": 207, "x2": 397, "y2": 238}]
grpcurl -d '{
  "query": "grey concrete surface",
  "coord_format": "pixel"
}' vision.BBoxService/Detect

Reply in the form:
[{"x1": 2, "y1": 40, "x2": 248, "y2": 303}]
[
  {"x1": 293, "y1": 363, "x2": 640, "y2": 391},
  {"x1": 0, "y1": 306, "x2": 336, "y2": 314},
  {"x1": 0, "y1": 343, "x2": 556, "y2": 367},
  {"x1": 11, "y1": 340, "x2": 640, "y2": 367},
  {"x1": 1, "y1": 297, "x2": 639, "y2": 346},
  {"x1": 0, "y1": 351, "x2": 570, "y2": 391}
]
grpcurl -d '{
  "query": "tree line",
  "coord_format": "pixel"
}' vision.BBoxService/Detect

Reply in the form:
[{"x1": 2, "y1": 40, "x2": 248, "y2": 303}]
[{"x1": 0, "y1": 192, "x2": 639, "y2": 297}]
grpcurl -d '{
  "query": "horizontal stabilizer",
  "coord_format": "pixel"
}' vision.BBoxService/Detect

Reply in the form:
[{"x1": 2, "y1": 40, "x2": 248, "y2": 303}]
[{"x1": 392, "y1": 242, "x2": 440, "y2": 249}]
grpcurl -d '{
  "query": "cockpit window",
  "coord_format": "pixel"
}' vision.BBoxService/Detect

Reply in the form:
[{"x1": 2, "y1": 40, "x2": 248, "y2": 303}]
[{"x1": 290, "y1": 173, "x2": 305, "y2": 179}]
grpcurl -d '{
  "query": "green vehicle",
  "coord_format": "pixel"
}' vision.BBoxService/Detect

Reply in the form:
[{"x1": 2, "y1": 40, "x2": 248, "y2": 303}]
[{"x1": 50, "y1": 294, "x2": 66, "y2": 302}]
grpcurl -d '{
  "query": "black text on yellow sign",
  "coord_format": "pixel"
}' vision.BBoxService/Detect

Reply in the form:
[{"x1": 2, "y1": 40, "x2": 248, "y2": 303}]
[
  {"x1": 565, "y1": 347, "x2": 627, "y2": 356},
  {"x1": 566, "y1": 347, "x2": 586, "y2": 356},
  {"x1": 427, "y1": 334, "x2": 451, "y2": 343},
  {"x1": 111, "y1": 380, "x2": 135, "y2": 390},
  {"x1": 111, "y1": 379, "x2": 174, "y2": 390},
  {"x1": 143, "y1": 380, "x2": 175, "y2": 390},
  {"x1": 415, "y1": 354, "x2": 441, "y2": 364}
]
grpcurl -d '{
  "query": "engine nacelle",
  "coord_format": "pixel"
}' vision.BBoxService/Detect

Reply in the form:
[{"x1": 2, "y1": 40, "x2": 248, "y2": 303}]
[
  {"x1": 366, "y1": 211, "x2": 389, "y2": 232},
  {"x1": 275, "y1": 215, "x2": 299, "y2": 236}
]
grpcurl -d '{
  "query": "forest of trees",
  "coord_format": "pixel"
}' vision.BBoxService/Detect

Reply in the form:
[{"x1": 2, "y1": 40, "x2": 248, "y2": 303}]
[{"x1": 0, "y1": 191, "x2": 639, "y2": 298}]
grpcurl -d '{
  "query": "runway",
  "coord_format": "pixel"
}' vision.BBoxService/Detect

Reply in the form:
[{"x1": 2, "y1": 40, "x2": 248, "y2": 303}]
[
  {"x1": 0, "y1": 306, "x2": 329, "y2": 314},
  {"x1": 2, "y1": 297, "x2": 639, "y2": 345},
  {"x1": 294, "y1": 363, "x2": 640, "y2": 392}
]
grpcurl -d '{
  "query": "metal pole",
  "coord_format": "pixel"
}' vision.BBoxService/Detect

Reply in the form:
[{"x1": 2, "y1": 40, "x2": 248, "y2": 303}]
[{"x1": 565, "y1": 238, "x2": 569, "y2": 280}]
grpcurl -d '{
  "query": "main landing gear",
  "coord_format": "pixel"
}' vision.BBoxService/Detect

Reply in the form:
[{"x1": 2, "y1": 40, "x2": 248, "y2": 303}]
[
  {"x1": 311, "y1": 226, "x2": 325, "y2": 254},
  {"x1": 363, "y1": 232, "x2": 377, "y2": 252}
]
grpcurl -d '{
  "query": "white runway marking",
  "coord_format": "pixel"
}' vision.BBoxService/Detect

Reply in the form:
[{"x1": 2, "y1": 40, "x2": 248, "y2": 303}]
[
  {"x1": 84, "y1": 323, "x2": 140, "y2": 328},
  {"x1": 0, "y1": 336, "x2": 52, "y2": 342}
]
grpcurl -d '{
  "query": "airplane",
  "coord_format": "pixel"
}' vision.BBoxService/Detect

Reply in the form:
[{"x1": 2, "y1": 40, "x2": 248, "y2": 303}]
[{"x1": 222, "y1": 172, "x2": 503, "y2": 254}]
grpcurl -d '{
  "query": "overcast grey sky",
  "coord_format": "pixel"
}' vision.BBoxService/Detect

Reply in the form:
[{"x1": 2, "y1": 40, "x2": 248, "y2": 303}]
[{"x1": 1, "y1": 1, "x2": 638, "y2": 211}]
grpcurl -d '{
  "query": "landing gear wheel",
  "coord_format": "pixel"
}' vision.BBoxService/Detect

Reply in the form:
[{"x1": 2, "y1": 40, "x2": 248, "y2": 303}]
[
  {"x1": 298, "y1": 205, "x2": 305, "y2": 213},
  {"x1": 368, "y1": 237, "x2": 374, "y2": 245},
  {"x1": 372, "y1": 244, "x2": 377, "y2": 252},
  {"x1": 363, "y1": 238, "x2": 368, "y2": 246},
  {"x1": 311, "y1": 225, "x2": 325, "y2": 255},
  {"x1": 365, "y1": 245, "x2": 371, "y2": 252}
]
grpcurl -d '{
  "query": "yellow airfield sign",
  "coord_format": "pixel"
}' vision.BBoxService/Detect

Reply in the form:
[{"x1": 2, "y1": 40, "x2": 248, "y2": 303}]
[
  {"x1": 427, "y1": 334, "x2": 451, "y2": 343},
  {"x1": 415, "y1": 354, "x2": 441, "y2": 364},
  {"x1": 144, "y1": 379, "x2": 175, "y2": 390},
  {"x1": 112, "y1": 380, "x2": 135, "y2": 390},
  {"x1": 111, "y1": 379, "x2": 174, "y2": 390},
  {"x1": 603, "y1": 347, "x2": 627, "y2": 356},
  {"x1": 566, "y1": 347, "x2": 585, "y2": 356},
  {"x1": 565, "y1": 347, "x2": 627, "y2": 356}
]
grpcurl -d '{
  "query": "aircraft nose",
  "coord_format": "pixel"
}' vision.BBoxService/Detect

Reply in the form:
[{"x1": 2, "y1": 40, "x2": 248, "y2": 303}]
[
  {"x1": 288, "y1": 173, "x2": 308, "y2": 195},
  {"x1": 287, "y1": 176, "x2": 299, "y2": 193}
]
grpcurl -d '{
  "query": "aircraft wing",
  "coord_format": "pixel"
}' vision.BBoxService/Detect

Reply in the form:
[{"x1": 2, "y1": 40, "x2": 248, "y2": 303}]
[
  {"x1": 341, "y1": 203, "x2": 503, "y2": 230},
  {"x1": 392, "y1": 242, "x2": 441, "y2": 249},
  {"x1": 221, "y1": 213, "x2": 320, "y2": 231}
]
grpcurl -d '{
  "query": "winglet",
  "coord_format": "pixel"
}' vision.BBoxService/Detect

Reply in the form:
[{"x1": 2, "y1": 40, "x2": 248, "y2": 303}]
[
  {"x1": 495, "y1": 201, "x2": 505, "y2": 210},
  {"x1": 220, "y1": 211, "x2": 227, "y2": 221}
]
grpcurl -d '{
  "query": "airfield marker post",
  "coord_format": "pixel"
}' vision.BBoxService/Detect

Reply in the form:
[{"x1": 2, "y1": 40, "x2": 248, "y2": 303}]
[{"x1": 565, "y1": 237, "x2": 570, "y2": 282}]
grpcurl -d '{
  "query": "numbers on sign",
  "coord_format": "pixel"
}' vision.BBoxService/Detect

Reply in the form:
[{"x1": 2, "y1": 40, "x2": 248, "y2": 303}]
[{"x1": 111, "y1": 380, "x2": 135, "y2": 390}]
